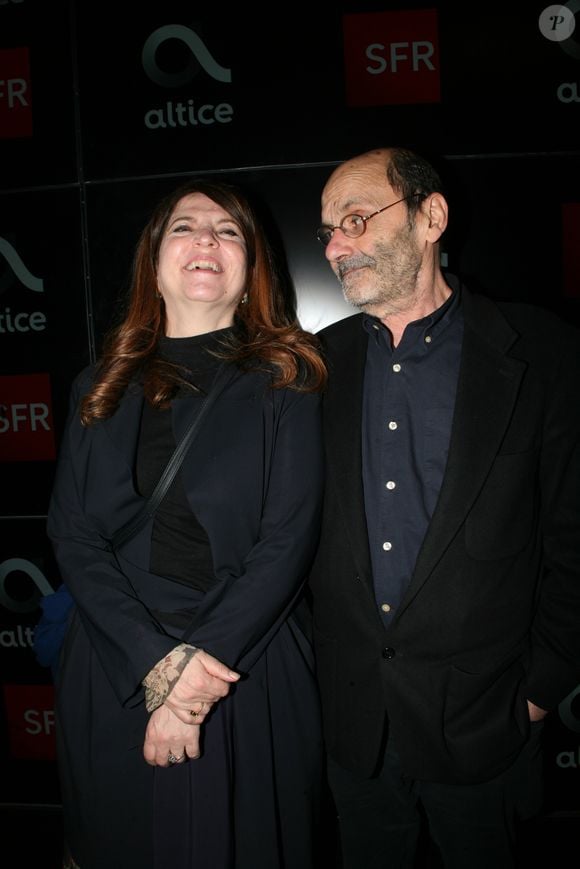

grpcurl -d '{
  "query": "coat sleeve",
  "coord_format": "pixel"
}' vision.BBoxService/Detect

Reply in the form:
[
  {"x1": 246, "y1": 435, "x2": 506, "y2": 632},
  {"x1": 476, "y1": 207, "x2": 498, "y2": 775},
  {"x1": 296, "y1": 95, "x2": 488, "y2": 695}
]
[
  {"x1": 180, "y1": 386, "x2": 324, "y2": 672},
  {"x1": 46, "y1": 372, "x2": 182, "y2": 705},
  {"x1": 526, "y1": 322, "x2": 580, "y2": 709}
]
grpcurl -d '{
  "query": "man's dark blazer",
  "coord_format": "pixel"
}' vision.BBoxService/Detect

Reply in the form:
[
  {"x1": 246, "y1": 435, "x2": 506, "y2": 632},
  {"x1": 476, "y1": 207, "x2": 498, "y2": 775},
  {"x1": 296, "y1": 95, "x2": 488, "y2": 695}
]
[{"x1": 309, "y1": 283, "x2": 580, "y2": 784}]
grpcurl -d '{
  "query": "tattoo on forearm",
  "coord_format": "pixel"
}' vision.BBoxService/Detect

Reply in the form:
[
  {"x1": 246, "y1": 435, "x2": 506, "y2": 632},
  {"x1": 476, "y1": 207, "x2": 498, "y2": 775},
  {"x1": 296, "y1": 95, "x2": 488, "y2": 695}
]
[{"x1": 142, "y1": 643, "x2": 198, "y2": 712}]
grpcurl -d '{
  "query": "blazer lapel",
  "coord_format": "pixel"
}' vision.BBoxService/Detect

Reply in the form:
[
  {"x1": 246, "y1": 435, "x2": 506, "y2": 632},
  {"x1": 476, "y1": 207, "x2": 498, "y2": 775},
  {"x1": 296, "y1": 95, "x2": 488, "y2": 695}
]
[
  {"x1": 398, "y1": 291, "x2": 527, "y2": 612},
  {"x1": 100, "y1": 363, "x2": 241, "y2": 487},
  {"x1": 100, "y1": 385, "x2": 144, "y2": 483},
  {"x1": 323, "y1": 316, "x2": 374, "y2": 587}
]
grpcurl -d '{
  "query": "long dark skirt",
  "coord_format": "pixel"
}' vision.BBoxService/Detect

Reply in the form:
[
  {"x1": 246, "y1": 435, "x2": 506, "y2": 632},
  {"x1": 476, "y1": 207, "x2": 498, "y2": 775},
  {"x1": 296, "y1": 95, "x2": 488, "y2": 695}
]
[{"x1": 56, "y1": 613, "x2": 323, "y2": 869}]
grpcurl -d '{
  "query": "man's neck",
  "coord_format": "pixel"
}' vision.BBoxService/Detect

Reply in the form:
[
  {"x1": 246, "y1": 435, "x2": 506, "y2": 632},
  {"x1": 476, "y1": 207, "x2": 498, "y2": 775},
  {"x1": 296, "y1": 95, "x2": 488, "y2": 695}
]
[{"x1": 373, "y1": 274, "x2": 452, "y2": 348}]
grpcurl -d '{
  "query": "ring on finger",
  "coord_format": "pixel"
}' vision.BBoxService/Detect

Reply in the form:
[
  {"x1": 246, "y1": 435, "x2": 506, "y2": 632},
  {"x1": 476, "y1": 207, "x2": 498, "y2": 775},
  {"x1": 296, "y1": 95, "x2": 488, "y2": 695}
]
[
  {"x1": 167, "y1": 752, "x2": 184, "y2": 764},
  {"x1": 189, "y1": 701, "x2": 206, "y2": 718}
]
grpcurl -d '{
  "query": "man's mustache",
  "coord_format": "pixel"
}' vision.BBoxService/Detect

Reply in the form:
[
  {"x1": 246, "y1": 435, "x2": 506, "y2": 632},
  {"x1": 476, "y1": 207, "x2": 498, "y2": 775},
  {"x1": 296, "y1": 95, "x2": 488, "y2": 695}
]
[{"x1": 337, "y1": 254, "x2": 375, "y2": 280}]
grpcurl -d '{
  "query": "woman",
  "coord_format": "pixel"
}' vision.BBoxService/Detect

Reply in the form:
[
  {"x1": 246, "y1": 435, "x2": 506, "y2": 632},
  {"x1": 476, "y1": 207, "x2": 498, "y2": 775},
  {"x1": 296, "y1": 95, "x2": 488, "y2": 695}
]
[{"x1": 47, "y1": 179, "x2": 327, "y2": 869}]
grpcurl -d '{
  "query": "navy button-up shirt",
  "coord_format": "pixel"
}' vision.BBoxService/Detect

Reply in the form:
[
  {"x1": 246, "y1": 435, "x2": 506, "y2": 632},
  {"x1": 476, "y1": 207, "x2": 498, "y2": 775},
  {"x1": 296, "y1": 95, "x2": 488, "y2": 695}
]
[{"x1": 362, "y1": 282, "x2": 464, "y2": 625}]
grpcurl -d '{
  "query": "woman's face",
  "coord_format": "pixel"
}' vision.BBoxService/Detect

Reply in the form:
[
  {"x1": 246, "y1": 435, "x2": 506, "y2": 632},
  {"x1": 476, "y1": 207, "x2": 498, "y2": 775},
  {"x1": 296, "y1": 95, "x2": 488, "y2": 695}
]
[{"x1": 156, "y1": 192, "x2": 248, "y2": 336}]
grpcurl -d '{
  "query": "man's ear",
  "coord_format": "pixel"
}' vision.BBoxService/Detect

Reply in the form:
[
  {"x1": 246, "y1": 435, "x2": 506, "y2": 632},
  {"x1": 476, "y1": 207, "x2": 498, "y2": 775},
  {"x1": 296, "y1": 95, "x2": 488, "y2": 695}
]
[{"x1": 424, "y1": 193, "x2": 448, "y2": 241}]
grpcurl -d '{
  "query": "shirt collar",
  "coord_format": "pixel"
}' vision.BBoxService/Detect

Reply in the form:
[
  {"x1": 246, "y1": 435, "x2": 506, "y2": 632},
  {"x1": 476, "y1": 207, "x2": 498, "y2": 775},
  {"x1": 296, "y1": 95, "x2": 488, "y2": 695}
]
[{"x1": 363, "y1": 274, "x2": 462, "y2": 341}]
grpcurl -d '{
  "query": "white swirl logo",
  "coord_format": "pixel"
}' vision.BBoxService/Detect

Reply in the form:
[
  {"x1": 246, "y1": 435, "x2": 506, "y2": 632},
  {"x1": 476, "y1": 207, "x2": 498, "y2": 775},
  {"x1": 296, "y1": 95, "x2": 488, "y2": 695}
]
[
  {"x1": 142, "y1": 24, "x2": 232, "y2": 88},
  {"x1": 558, "y1": 683, "x2": 580, "y2": 733},
  {"x1": 0, "y1": 237, "x2": 43, "y2": 293},
  {"x1": 0, "y1": 557, "x2": 53, "y2": 614}
]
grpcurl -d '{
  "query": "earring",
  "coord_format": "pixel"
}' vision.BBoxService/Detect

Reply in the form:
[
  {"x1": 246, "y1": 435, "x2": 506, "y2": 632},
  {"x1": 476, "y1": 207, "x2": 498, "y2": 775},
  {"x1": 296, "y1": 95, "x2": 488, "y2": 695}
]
[
  {"x1": 240, "y1": 294, "x2": 248, "y2": 305},
  {"x1": 155, "y1": 290, "x2": 162, "y2": 299}
]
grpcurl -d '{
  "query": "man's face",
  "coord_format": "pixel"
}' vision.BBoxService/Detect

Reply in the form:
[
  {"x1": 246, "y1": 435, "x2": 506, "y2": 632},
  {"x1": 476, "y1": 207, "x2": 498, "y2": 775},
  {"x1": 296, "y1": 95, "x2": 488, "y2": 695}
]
[{"x1": 320, "y1": 155, "x2": 423, "y2": 315}]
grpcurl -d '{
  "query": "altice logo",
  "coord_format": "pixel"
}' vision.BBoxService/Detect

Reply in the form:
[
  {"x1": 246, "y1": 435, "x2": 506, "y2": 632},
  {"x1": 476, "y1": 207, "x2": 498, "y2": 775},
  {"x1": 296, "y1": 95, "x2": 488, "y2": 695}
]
[
  {"x1": 0, "y1": 237, "x2": 43, "y2": 294},
  {"x1": 0, "y1": 557, "x2": 53, "y2": 614},
  {"x1": 142, "y1": 24, "x2": 234, "y2": 130},
  {"x1": 0, "y1": 236, "x2": 46, "y2": 334},
  {"x1": 142, "y1": 24, "x2": 232, "y2": 87}
]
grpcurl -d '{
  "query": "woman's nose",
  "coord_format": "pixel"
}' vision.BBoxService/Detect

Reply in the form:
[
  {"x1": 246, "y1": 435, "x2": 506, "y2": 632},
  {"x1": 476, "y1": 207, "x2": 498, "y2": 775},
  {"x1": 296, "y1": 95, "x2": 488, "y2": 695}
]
[{"x1": 192, "y1": 226, "x2": 218, "y2": 245}]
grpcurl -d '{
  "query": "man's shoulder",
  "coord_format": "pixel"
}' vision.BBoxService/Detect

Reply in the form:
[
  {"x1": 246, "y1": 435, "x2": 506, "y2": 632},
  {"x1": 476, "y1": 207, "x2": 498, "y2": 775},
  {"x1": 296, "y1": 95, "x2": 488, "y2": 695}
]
[
  {"x1": 463, "y1": 287, "x2": 579, "y2": 347},
  {"x1": 317, "y1": 312, "x2": 365, "y2": 345},
  {"x1": 496, "y1": 299, "x2": 575, "y2": 335}
]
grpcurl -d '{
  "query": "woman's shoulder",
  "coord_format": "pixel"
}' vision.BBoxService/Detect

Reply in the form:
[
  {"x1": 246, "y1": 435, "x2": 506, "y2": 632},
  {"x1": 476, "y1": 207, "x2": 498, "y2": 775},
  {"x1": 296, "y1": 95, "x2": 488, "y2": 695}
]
[
  {"x1": 69, "y1": 361, "x2": 142, "y2": 397},
  {"x1": 73, "y1": 362, "x2": 98, "y2": 388},
  {"x1": 63, "y1": 363, "x2": 97, "y2": 405}
]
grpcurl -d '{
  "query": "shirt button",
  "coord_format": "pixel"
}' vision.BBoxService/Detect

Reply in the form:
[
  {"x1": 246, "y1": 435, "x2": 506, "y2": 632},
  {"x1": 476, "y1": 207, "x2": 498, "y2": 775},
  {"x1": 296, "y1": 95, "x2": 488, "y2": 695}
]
[
  {"x1": 425, "y1": 335, "x2": 432, "y2": 343},
  {"x1": 388, "y1": 421, "x2": 398, "y2": 430},
  {"x1": 380, "y1": 603, "x2": 391, "y2": 613},
  {"x1": 392, "y1": 363, "x2": 401, "y2": 373},
  {"x1": 385, "y1": 481, "x2": 396, "y2": 490},
  {"x1": 382, "y1": 647, "x2": 396, "y2": 660},
  {"x1": 382, "y1": 541, "x2": 392, "y2": 551}
]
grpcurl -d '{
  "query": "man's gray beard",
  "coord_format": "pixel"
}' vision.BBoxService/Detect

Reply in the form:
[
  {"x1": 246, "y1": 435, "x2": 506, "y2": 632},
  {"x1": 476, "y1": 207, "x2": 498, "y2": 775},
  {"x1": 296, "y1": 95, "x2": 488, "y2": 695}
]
[
  {"x1": 338, "y1": 230, "x2": 422, "y2": 313},
  {"x1": 337, "y1": 254, "x2": 376, "y2": 308}
]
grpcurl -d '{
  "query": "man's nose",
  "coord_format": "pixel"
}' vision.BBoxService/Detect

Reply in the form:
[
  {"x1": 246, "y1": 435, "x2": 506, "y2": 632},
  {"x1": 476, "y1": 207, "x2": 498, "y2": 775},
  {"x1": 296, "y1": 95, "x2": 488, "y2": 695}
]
[{"x1": 325, "y1": 227, "x2": 355, "y2": 262}]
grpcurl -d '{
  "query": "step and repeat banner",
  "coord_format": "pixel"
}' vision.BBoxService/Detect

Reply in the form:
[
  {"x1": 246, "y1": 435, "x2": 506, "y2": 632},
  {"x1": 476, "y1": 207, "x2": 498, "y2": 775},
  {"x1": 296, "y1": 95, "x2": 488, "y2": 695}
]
[{"x1": 1, "y1": 0, "x2": 579, "y2": 821}]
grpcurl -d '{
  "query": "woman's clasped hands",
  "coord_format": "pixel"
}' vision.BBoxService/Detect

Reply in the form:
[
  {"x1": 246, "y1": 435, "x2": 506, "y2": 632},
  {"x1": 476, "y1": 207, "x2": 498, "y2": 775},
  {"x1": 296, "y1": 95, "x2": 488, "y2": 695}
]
[{"x1": 143, "y1": 648, "x2": 240, "y2": 767}]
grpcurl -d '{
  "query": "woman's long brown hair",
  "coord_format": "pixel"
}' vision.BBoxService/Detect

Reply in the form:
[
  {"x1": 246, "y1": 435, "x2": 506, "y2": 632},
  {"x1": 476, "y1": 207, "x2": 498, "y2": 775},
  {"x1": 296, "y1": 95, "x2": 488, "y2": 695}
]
[{"x1": 80, "y1": 179, "x2": 327, "y2": 425}]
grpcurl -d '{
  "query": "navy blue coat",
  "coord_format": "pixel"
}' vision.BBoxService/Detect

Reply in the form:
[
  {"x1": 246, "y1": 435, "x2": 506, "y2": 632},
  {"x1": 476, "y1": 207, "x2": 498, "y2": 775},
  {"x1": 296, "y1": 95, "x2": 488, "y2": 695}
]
[{"x1": 47, "y1": 361, "x2": 325, "y2": 869}]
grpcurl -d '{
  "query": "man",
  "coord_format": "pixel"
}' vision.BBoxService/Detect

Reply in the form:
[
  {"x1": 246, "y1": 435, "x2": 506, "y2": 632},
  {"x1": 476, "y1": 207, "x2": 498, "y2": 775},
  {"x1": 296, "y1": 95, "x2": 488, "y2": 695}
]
[{"x1": 308, "y1": 146, "x2": 580, "y2": 868}]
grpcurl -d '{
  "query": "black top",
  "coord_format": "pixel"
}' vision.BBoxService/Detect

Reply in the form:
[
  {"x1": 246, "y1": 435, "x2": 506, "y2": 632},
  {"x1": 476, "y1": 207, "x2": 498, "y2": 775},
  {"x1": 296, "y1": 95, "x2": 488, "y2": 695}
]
[
  {"x1": 362, "y1": 280, "x2": 464, "y2": 624},
  {"x1": 136, "y1": 328, "x2": 233, "y2": 591}
]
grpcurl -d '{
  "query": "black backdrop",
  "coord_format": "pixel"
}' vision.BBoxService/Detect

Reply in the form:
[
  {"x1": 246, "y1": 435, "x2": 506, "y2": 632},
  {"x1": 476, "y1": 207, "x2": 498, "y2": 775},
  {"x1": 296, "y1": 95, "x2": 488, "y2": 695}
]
[{"x1": 1, "y1": 0, "x2": 579, "y2": 854}]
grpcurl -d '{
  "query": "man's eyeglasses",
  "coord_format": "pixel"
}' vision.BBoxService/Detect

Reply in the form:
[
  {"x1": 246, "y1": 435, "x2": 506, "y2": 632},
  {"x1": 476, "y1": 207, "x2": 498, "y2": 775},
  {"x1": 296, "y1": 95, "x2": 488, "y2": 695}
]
[{"x1": 316, "y1": 193, "x2": 425, "y2": 247}]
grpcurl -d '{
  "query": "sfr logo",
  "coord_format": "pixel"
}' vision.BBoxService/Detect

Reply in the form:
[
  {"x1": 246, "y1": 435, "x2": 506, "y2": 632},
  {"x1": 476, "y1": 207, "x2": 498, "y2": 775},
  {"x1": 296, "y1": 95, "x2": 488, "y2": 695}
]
[
  {"x1": 342, "y1": 9, "x2": 440, "y2": 107},
  {"x1": 3, "y1": 684, "x2": 56, "y2": 760},
  {"x1": 0, "y1": 47, "x2": 32, "y2": 138},
  {"x1": 0, "y1": 373, "x2": 55, "y2": 461},
  {"x1": 562, "y1": 202, "x2": 580, "y2": 299}
]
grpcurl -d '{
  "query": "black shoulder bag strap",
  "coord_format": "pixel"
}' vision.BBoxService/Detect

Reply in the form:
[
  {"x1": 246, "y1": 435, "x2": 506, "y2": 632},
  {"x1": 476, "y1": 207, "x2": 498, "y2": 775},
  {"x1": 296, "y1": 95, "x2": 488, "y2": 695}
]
[{"x1": 110, "y1": 361, "x2": 232, "y2": 552}]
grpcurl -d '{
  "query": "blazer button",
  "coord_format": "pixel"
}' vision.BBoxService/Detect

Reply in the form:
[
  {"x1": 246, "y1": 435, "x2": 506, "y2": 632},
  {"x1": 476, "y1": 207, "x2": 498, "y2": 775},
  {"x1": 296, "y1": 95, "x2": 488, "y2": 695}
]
[{"x1": 382, "y1": 647, "x2": 396, "y2": 660}]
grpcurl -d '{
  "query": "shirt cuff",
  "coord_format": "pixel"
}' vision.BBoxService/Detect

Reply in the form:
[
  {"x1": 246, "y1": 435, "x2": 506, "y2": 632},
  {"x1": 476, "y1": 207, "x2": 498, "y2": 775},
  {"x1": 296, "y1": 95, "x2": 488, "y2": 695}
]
[{"x1": 142, "y1": 642, "x2": 198, "y2": 712}]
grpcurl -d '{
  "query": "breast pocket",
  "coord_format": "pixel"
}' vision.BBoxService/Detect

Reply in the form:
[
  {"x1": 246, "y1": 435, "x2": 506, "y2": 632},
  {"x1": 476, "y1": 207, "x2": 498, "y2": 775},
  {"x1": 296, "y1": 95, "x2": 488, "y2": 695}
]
[{"x1": 465, "y1": 449, "x2": 539, "y2": 560}]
